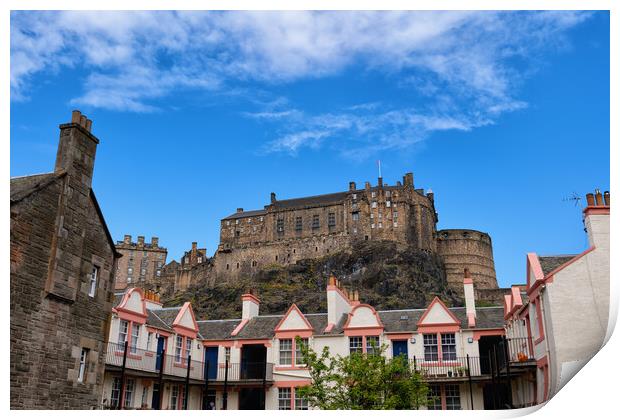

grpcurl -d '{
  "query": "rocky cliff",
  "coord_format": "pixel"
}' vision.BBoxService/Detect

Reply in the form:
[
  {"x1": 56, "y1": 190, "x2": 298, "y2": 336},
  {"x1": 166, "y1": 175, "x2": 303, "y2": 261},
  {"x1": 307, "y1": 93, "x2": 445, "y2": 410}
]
[{"x1": 164, "y1": 240, "x2": 463, "y2": 320}]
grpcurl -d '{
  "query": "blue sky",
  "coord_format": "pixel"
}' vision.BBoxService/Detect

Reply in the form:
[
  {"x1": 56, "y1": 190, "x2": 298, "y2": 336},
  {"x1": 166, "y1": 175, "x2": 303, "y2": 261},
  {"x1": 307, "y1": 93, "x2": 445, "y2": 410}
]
[{"x1": 10, "y1": 11, "x2": 609, "y2": 288}]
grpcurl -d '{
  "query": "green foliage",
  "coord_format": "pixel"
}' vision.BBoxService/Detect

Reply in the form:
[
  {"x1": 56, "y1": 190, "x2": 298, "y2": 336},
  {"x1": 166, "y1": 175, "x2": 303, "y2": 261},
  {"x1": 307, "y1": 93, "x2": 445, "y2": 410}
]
[{"x1": 295, "y1": 338, "x2": 432, "y2": 410}]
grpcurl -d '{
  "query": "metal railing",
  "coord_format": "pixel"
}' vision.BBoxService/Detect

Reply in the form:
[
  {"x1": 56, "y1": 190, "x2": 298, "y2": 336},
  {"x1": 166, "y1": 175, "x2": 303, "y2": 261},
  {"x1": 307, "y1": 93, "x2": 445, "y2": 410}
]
[
  {"x1": 504, "y1": 337, "x2": 534, "y2": 363},
  {"x1": 105, "y1": 342, "x2": 273, "y2": 382},
  {"x1": 409, "y1": 356, "x2": 489, "y2": 378}
]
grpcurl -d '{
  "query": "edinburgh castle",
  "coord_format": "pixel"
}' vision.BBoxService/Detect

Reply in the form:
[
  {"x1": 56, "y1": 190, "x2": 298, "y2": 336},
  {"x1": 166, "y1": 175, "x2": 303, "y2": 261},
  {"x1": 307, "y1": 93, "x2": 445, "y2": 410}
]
[{"x1": 115, "y1": 172, "x2": 504, "y2": 313}]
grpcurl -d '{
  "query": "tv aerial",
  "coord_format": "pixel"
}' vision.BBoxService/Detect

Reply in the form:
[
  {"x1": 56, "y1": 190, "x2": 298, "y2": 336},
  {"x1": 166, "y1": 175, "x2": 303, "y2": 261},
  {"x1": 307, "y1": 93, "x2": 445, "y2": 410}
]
[{"x1": 562, "y1": 192, "x2": 582, "y2": 207}]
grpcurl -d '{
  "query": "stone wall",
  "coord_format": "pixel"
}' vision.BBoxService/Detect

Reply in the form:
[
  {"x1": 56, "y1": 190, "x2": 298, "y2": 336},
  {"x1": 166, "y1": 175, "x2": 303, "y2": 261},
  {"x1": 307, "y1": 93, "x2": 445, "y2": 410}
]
[
  {"x1": 114, "y1": 234, "x2": 167, "y2": 290},
  {"x1": 436, "y1": 229, "x2": 498, "y2": 292}
]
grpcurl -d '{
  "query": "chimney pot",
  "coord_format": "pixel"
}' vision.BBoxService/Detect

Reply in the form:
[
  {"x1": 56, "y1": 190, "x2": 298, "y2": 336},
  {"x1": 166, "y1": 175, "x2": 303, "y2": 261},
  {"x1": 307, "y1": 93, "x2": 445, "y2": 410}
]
[
  {"x1": 237, "y1": 207, "x2": 244, "y2": 213},
  {"x1": 192, "y1": 242, "x2": 197, "y2": 251},
  {"x1": 595, "y1": 190, "x2": 603, "y2": 206},
  {"x1": 137, "y1": 236, "x2": 145, "y2": 246},
  {"x1": 151, "y1": 237, "x2": 159, "y2": 247},
  {"x1": 329, "y1": 274, "x2": 336, "y2": 286},
  {"x1": 124, "y1": 234, "x2": 132, "y2": 244},
  {"x1": 604, "y1": 191, "x2": 610, "y2": 206},
  {"x1": 79, "y1": 115, "x2": 87, "y2": 128},
  {"x1": 586, "y1": 193, "x2": 595, "y2": 206},
  {"x1": 364, "y1": 181, "x2": 371, "y2": 190},
  {"x1": 271, "y1": 192, "x2": 277, "y2": 203},
  {"x1": 85, "y1": 119, "x2": 92, "y2": 132},
  {"x1": 71, "y1": 110, "x2": 81, "y2": 124},
  {"x1": 349, "y1": 181, "x2": 356, "y2": 191}
]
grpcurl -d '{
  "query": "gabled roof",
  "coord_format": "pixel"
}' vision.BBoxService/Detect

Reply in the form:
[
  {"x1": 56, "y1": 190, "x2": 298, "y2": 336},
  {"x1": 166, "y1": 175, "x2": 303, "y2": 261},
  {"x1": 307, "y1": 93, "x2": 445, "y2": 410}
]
[
  {"x1": 274, "y1": 304, "x2": 314, "y2": 332},
  {"x1": 198, "y1": 319, "x2": 242, "y2": 340},
  {"x1": 417, "y1": 297, "x2": 461, "y2": 326},
  {"x1": 10, "y1": 171, "x2": 66, "y2": 203},
  {"x1": 539, "y1": 255, "x2": 578, "y2": 276}
]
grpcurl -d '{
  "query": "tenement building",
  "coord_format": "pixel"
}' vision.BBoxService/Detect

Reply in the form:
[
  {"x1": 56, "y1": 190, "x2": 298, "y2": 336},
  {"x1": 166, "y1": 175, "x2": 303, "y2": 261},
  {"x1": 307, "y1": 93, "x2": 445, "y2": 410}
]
[
  {"x1": 215, "y1": 173, "x2": 498, "y2": 293},
  {"x1": 501, "y1": 190, "x2": 610, "y2": 407},
  {"x1": 114, "y1": 235, "x2": 167, "y2": 290},
  {"x1": 10, "y1": 111, "x2": 120, "y2": 409},
  {"x1": 102, "y1": 274, "x2": 506, "y2": 410}
]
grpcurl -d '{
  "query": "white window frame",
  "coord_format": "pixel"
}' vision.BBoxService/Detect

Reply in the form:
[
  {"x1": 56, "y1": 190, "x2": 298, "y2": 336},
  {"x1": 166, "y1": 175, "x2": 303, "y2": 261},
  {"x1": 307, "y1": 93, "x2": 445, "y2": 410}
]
[
  {"x1": 445, "y1": 384, "x2": 461, "y2": 410},
  {"x1": 170, "y1": 384, "x2": 179, "y2": 410},
  {"x1": 118, "y1": 320, "x2": 129, "y2": 345},
  {"x1": 175, "y1": 336, "x2": 183, "y2": 363},
  {"x1": 279, "y1": 339, "x2": 293, "y2": 365},
  {"x1": 111, "y1": 377, "x2": 121, "y2": 408},
  {"x1": 78, "y1": 348, "x2": 88, "y2": 383},
  {"x1": 130, "y1": 324, "x2": 140, "y2": 354},
  {"x1": 278, "y1": 387, "x2": 292, "y2": 410},
  {"x1": 349, "y1": 336, "x2": 363, "y2": 354},
  {"x1": 366, "y1": 336, "x2": 380, "y2": 355},
  {"x1": 89, "y1": 266, "x2": 99, "y2": 297},
  {"x1": 124, "y1": 378, "x2": 135, "y2": 408},
  {"x1": 295, "y1": 338, "x2": 309, "y2": 366},
  {"x1": 423, "y1": 334, "x2": 439, "y2": 361},
  {"x1": 441, "y1": 333, "x2": 457, "y2": 361},
  {"x1": 185, "y1": 337, "x2": 192, "y2": 360}
]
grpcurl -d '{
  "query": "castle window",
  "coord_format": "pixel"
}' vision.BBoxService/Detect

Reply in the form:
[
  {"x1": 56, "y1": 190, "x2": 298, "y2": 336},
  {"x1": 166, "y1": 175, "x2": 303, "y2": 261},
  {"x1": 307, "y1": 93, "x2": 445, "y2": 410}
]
[
  {"x1": 386, "y1": 200, "x2": 391, "y2": 207},
  {"x1": 352, "y1": 202, "x2": 358, "y2": 210},
  {"x1": 143, "y1": 251, "x2": 147, "y2": 257},
  {"x1": 127, "y1": 276, "x2": 132, "y2": 283},
  {"x1": 141, "y1": 268, "x2": 146, "y2": 275},
  {"x1": 156, "y1": 269, "x2": 161, "y2": 277},
  {"x1": 197, "y1": 257, "x2": 202, "y2": 263},
  {"x1": 371, "y1": 223, "x2": 375, "y2": 229},
  {"x1": 248, "y1": 218, "x2": 252, "y2": 223},
  {"x1": 237, "y1": 262, "x2": 240, "y2": 268},
  {"x1": 235, "y1": 219, "x2": 239, "y2": 225},
  {"x1": 371, "y1": 191, "x2": 376, "y2": 198},
  {"x1": 378, "y1": 212, "x2": 382, "y2": 219},
  {"x1": 312, "y1": 215, "x2": 320, "y2": 229},
  {"x1": 353, "y1": 228, "x2": 357, "y2": 234},
  {"x1": 226, "y1": 264, "x2": 230, "y2": 270},
  {"x1": 260, "y1": 217, "x2": 264, "y2": 222},
  {"x1": 275, "y1": 256, "x2": 278, "y2": 262},
  {"x1": 352, "y1": 212, "x2": 359, "y2": 221},
  {"x1": 89, "y1": 266, "x2": 99, "y2": 297},
  {"x1": 371, "y1": 201, "x2": 377, "y2": 208},
  {"x1": 277, "y1": 218, "x2": 285, "y2": 233},
  {"x1": 378, "y1": 222, "x2": 383, "y2": 228},
  {"x1": 328, "y1": 212, "x2": 336, "y2": 227},
  {"x1": 370, "y1": 213, "x2": 374, "y2": 219},
  {"x1": 295, "y1": 216, "x2": 303, "y2": 231},
  {"x1": 352, "y1": 193, "x2": 357, "y2": 200},
  {"x1": 393, "y1": 222, "x2": 398, "y2": 227},
  {"x1": 235, "y1": 231, "x2": 240, "y2": 237},
  {"x1": 386, "y1": 190, "x2": 391, "y2": 198},
  {"x1": 226, "y1": 221, "x2": 230, "y2": 226}
]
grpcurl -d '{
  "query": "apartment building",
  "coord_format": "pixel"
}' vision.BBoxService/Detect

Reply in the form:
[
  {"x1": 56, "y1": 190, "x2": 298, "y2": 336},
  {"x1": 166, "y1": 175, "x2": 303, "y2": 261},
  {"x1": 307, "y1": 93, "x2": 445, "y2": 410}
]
[
  {"x1": 502, "y1": 190, "x2": 610, "y2": 407},
  {"x1": 102, "y1": 273, "x2": 507, "y2": 410}
]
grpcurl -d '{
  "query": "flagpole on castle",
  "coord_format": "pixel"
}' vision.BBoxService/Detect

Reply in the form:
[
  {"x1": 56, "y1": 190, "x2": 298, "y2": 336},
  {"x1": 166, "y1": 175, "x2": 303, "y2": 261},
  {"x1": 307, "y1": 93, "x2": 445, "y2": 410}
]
[{"x1": 377, "y1": 160, "x2": 382, "y2": 179}]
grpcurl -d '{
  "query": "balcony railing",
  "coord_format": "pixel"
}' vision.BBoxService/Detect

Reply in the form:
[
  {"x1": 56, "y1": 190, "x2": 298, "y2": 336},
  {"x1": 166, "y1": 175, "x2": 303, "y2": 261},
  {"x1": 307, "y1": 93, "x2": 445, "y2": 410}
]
[
  {"x1": 409, "y1": 356, "x2": 489, "y2": 379},
  {"x1": 504, "y1": 337, "x2": 534, "y2": 363},
  {"x1": 105, "y1": 342, "x2": 273, "y2": 383}
]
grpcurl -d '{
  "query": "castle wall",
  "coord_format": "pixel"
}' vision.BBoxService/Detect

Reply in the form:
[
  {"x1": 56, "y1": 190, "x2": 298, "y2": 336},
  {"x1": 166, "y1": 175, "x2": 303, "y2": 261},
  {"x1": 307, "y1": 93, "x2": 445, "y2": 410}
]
[{"x1": 436, "y1": 229, "x2": 498, "y2": 292}]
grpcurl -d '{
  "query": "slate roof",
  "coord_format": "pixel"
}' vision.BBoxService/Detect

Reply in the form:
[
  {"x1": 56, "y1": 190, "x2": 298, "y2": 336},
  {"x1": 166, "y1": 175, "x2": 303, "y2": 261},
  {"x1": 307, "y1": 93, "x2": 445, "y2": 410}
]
[
  {"x1": 271, "y1": 191, "x2": 349, "y2": 210},
  {"x1": 378, "y1": 306, "x2": 505, "y2": 332},
  {"x1": 233, "y1": 315, "x2": 283, "y2": 339},
  {"x1": 146, "y1": 309, "x2": 175, "y2": 332},
  {"x1": 10, "y1": 172, "x2": 66, "y2": 203},
  {"x1": 222, "y1": 209, "x2": 268, "y2": 220},
  {"x1": 147, "y1": 307, "x2": 182, "y2": 328},
  {"x1": 539, "y1": 255, "x2": 577, "y2": 276},
  {"x1": 198, "y1": 319, "x2": 241, "y2": 340}
]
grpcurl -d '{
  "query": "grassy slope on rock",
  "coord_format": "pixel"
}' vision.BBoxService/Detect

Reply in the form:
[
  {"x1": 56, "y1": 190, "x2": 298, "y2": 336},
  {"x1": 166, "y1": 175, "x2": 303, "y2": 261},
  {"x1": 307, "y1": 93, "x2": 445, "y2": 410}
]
[{"x1": 164, "y1": 240, "x2": 462, "y2": 320}]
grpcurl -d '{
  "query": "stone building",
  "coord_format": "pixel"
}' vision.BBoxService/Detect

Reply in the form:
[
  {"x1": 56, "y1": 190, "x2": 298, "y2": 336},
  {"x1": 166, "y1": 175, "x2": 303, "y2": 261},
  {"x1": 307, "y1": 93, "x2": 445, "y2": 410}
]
[
  {"x1": 114, "y1": 235, "x2": 167, "y2": 290},
  {"x1": 10, "y1": 110, "x2": 121, "y2": 409},
  {"x1": 159, "y1": 242, "x2": 211, "y2": 293},
  {"x1": 214, "y1": 173, "x2": 498, "y2": 294}
]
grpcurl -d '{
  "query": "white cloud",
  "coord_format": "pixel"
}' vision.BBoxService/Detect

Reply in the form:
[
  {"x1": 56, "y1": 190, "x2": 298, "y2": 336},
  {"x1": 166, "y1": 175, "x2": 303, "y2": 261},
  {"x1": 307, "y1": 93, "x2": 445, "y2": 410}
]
[{"x1": 10, "y1": 11, "x2": 591, "y2": 154}]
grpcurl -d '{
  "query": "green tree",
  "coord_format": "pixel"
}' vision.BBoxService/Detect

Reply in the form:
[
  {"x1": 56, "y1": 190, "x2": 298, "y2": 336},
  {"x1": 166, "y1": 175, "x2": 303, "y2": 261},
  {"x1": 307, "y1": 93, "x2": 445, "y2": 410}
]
[{"x1": 295, "y1": 338, "x2": 434, "y2": 410}]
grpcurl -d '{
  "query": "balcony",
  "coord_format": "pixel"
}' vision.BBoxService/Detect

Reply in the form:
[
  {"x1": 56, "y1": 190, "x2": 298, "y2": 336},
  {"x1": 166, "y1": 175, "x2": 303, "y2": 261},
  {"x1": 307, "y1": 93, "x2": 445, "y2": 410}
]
[
  {"x1": 504, "y1": 337, "x2": 534, "y2": 364},
  {"x1": 105, "y1": 342, "x2": 273, "y2": 384},
  {"x1": 409, "y1": 356, "x2": 491, "y2": 380}
]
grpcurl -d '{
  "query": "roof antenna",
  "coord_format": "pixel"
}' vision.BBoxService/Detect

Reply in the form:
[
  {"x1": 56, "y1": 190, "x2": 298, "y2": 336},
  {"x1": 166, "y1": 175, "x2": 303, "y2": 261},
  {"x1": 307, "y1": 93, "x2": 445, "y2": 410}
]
[{"x1": 562, "y1": 192, "x2": 582, "y2": 207}]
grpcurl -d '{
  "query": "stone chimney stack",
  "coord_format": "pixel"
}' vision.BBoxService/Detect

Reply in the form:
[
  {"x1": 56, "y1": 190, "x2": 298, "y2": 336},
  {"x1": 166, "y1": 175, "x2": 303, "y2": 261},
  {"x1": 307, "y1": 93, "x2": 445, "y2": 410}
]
[
  {"x1": 241, "y1": 291, "x2": 260, "y2": 320},
  {"x1": 151, "y1": 237, "x2": 159, "y2": 247},
  {"x1": 123, "y1": 235, "x2": 132, "y2": 244},
  {"x1": 271, "y1": 192, "x2": 277, "y2": 203},
  {"x1": 378, "y1": 177, "x2": 383, "y2": 188},
  {"x1": 349, "y1": 181, "x2": 357, "y2": 191},
  {"x1": 463, "y1": 268, "x2": 476, "y2": 327},
  {"x1": 237, "y1": 207, "x2": 244, "y2": 213},
  {"x1": 54, "y1": 110, "x2": 98, "y2": 191},
  {"x1": 403, "y1": 172, "x2": 414, "y2": 187},
  {"x1": 137, "y1": 236, "x2": 145, "y2": 247},
  {"x1": 364, "y1": 181, "x2": 371, "y2": 191}
]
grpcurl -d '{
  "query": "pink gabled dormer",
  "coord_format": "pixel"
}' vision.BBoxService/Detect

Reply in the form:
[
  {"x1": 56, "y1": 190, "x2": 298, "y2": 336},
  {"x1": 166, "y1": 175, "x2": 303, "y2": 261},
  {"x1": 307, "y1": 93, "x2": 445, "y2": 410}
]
[
  {"x1": 416, "y1": 296, "x2": 461, "y2": 334},
  {"x1": 274, "y1": 303, "x2": 314, "y2": 339},
  {"x1": 172, "y1": 301, "x2": 199, "y2": 339}
]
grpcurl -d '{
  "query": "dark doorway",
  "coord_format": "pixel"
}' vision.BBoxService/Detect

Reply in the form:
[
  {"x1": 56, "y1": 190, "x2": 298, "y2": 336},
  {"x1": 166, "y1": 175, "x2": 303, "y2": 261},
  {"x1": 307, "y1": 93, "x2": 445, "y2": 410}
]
[
  {"x1": 152, "y1": 383, "x2": 161, "y2": 409},
  {"x1": 483, "y1": 383, "x2": 511, "y2": 409},
  {"x1": 392, "y1": 340, "x2": 408, "y2": 358},
  {"x1": 239, "y1": 388, "x2": 265, "y2": 410},
  {"x1": 478, "y1": 336, "x2": 502, "y2": 375},
  {"x1": 202, "y1": 389, "x2": 216, "y2": 410},
  {"x1": 241, "y1": 344, "x2": 267, "y2": 380},
  {"x1": 155, "y1": 336, "x2": 166, "y2": 371}
]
